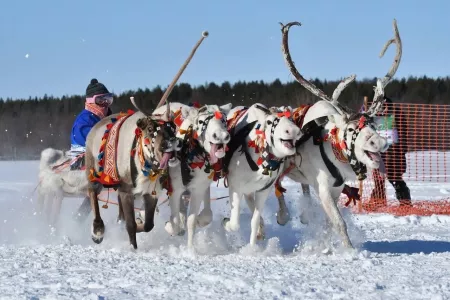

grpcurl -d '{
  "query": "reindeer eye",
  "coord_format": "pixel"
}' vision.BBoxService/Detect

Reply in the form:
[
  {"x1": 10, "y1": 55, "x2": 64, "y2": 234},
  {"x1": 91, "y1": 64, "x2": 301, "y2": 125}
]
[
  {"x1": 348, "y1": 128, "x2": 354, "y2": 132},
  {"x1": 266, "y1": 120, "x2": 273, "y2": 125},
  {"x1": 198, "y1": 120, "x2": 204, "y2": 124}
]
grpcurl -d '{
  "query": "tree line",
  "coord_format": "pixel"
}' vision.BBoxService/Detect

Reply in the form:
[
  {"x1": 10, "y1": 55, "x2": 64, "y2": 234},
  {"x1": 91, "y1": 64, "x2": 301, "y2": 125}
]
[{"x1": 0, "y1": 75, "x2": 449, "y2": 160}]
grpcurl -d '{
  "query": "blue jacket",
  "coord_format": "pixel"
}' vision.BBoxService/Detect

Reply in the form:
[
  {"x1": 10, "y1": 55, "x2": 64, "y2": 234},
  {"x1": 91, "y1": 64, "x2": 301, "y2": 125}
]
[{"x1": 70, "y1": 108, "x2": 112, "y2": 147}]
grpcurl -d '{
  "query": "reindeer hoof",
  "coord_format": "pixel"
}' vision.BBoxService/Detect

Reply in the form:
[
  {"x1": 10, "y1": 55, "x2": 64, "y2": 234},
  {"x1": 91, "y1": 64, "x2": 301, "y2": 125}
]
[
  {"x1": 222, "y1": 217, "x2": 230, "y2": 229},
  {"x1": 257, "y1": 233, "x2": 265, "y2": 241},
  {"x1": 91, "y1": 221, "x2": 104, "y2": 244},
  {"x1": 197, "y1": 209, "x2": 213, "y2": 228},
  {"x1": 165, "y1": 221, "x2": 184, "y2": 236},
  {"x1": 276, "y1": 212, "x2": 291, "y2": 226},
  {"x1": 136, "y1": 217, "x2": 144, "y2": 225},
  {"x1": 222, "y1": 218, "x2": 239, "y2": 232},
  {"x1": 92, "y1": 236, "x2": 103, "y2": 244}
]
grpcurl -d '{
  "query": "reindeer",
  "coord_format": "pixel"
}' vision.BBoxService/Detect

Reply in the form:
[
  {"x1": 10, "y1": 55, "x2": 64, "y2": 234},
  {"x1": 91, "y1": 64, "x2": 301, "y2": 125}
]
[
  {"x1": 37, "y1": 31, "x2": 209, "y2": 235},
  {"x1": 86, "y1": 99, "x2": 183, "y2": 249},
  {"x1": 220, "y1": 103, "x2": 302, "y2": 246},
  {"x1": 150, "y1": 101, "x2": 232, "y2": 249},
  {"x1": 266, "y1": 19, "x2": 402, "y2": 249}
]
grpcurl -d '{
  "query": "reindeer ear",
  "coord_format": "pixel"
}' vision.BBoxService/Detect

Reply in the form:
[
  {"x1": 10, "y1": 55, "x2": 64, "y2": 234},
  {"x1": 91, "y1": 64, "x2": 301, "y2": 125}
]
[
  {"x1": 181, "y1": 106, "x2": 191, "y2": 119},
  {"x1": 136, "y1": 118, "x2": 148, "y2": 130},
  {"x1": 187, "y1": 107, "x2": 199, "y2": 120},
  {"x1": 219, "y1": 103, "x2": 232, "y2": 115},
  {"x1": 137, "y1": 118, "x2": 155, "y2": 132}
]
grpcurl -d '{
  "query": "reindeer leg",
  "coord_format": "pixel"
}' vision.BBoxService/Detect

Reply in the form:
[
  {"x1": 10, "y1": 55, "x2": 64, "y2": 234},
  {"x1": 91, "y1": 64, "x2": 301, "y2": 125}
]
[
  {"x1": 249, "y1": 189, "x2": 270, "y2": 246},
  {"x1": 117, "y1": 194, "x2": 125, "y2": 223},
  {"x1": 223, "y1": 187, "x2": 241, "y2": 232},
  {"x1": 276, "y1": 194, "x2": 291, "y2": 226},
  {"x1": 73, "y1": 196, "x2": 92, "y2": 223},
  {"x1": 136, "y1": 193, "x2": 157, "y2": 233},
  {"x1": 197, "y1": 185, "x2": 213, "y2": 228},
  {"x1": 119, "y1": 191, "x2": 138, "y2": 249},
  {"x1": 49, "y1": 192, "x2": 63, "y2": 228},
  {"x1": 179, "y1": 191, "x2": 188, "y2": 233},
  {"x1": 317, "y1": 183, "x2": 353, "y2": 249},
  {"x1": 37, "y1": 188, "x2": 45, "y2": 217},
  {"x1": 244, "y1": 193, "x2": 265, "y2": 240},
  {"x1": 186, "y1": 189, "x2": 203, "y2": 249},
  {"x1": 89, "y1": 184, "x2": 105, "y2": 244},
  {"x1": 165, "y1": 188, "x2": 184, "y2": 236}
]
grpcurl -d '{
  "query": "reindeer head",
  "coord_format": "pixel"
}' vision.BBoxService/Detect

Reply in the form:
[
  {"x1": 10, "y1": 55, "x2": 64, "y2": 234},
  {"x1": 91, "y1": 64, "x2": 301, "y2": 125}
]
[
  {"x1": 280, "y1": 19, "x2": 402, "y2": 176},
  {"x1": 180, "y1": 103, "x2": 232, "y2": 164},
  {"x1": 132, "y1": 97, "x2": 182, "y2": 171},
  {"x1": 255, "y1": 104, "x2": 301, "y2": 158},
  {"x1": 334, "y1": 114, "x2": 389, "y2": 170}
]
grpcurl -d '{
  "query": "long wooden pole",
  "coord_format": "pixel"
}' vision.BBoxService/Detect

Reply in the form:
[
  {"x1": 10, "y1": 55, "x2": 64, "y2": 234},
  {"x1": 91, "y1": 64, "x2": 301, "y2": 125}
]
[{"x1": 156, "y1": 31, "x2": 209, "y2": 109}]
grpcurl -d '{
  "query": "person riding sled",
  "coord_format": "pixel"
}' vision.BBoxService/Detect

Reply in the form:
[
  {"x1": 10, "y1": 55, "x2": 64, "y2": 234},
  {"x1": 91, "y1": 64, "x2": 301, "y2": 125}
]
[{"x1": 69, "y1": 78, "x2": 114, "y2": 170}]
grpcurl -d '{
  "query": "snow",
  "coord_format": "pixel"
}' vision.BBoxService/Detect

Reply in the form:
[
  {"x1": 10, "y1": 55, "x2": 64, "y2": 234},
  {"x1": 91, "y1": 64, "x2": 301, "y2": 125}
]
[{"x1": 1, "y1": 159, "x2": 450, "y2": 299}]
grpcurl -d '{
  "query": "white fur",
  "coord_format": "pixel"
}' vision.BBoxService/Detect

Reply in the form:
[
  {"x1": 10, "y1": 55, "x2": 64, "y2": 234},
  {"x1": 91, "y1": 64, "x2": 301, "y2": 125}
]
[
  {"x1": 37, "y1": 148, "x2": 89, "y2": 225},
  {"x1": 153, "y1": 102, "x2": 233, "y2": 249},
  {"x1": 222, "y1": 103, "x2": 301, "y2": 246},
  {"x1": 274, "y1": 103, "x2": 389, "y2": 249}
]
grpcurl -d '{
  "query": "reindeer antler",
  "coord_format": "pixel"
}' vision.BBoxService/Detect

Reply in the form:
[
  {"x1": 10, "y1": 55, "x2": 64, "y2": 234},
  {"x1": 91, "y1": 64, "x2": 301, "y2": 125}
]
[
  {"x1": 280, "y1": 21, "x2": 356, "y2": 115},
  {"x1": 367, "y1": 19, "x2": 402, "y2": 117},
  {"x1": 130, "y1": 96, "x2": 153, "y2": 116}
]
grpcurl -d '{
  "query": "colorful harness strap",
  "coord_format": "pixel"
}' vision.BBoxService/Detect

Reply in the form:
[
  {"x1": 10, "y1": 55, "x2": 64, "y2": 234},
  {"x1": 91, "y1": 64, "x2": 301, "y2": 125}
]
[{"x1": 89, "y1": 110, "x2": 135, "y2": 189}]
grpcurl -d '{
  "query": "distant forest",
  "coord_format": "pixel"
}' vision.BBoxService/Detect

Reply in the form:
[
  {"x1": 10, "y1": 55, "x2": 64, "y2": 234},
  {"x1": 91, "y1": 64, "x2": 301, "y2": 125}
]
[{"x1": 0, "y1": 76, "x2": 449, "y2": 160}]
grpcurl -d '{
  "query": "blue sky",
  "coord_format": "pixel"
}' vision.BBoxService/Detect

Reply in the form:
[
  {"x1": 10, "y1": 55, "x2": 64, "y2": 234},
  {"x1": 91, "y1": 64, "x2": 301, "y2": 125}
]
[{"x1": 0, "y1": 0, "x2": 448, "y2": 99}]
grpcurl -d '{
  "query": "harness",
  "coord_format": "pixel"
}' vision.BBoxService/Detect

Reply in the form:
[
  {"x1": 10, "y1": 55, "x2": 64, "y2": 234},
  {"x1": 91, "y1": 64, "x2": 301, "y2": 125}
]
[
  {"x1": 342, "y1": 114, "x2": 374, "y2": 181},
  {"x1": 129, "y1": 120, "x2": 177, "y2": 195},
  {"x1": 274, "y1": 109, "x2": 374, "y2": 197},
  {"x1": 174, "y1": 107, "x2": 227, "y2": 186},
  {"x1": 224, "y1": 105, "x2": 292, "y2": 177}
]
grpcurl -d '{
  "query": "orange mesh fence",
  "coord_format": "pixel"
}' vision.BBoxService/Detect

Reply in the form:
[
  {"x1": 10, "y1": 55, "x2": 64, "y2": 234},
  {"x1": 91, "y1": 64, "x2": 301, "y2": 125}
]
[{"x1": 338, "y1": 102, "x2": 450, "y2": 216}]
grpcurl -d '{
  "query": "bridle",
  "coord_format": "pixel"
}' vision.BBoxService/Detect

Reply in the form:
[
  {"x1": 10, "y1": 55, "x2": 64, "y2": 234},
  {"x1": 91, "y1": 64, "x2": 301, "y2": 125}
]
[
  {"x1": 341, "y1": 113, "x2": 377, "y2": 181},
  {"x1": 133, "y1": 119, "x2": 177, "y2": 177}
]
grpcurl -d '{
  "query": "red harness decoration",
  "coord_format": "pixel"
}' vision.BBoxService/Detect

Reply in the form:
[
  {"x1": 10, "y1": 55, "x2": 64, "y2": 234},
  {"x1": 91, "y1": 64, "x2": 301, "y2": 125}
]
[
  {"x1": 291, "y1": 105, "x2": 312, "y2": 128},
  {"x1": 274, "y1": 162, "x2": 296, "y2": 198},
  {"x1": 89, "y1": 110, "x2": 135, "y2": 188},
  {"x1": 173, "y1": 109, "x2": 184, "y2": 128},
  {"x1": 323, "y1": 127, "x2": 348, "y2": 163},
  {"x1": 227, "y1": 108, "x2": 247, "y2": 131}
]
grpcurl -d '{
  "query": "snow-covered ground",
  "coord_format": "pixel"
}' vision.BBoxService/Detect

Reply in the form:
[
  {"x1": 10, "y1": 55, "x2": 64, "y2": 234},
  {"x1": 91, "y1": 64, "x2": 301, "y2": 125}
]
[{"x1": 1, "y1": 159, "x2": 450, "y2": 299}]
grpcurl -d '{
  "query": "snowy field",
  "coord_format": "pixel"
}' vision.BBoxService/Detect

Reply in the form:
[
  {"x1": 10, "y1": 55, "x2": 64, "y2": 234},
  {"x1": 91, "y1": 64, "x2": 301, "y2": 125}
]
[{"x1": 1, "y1": 159, "x2": 450, "y2": 299}]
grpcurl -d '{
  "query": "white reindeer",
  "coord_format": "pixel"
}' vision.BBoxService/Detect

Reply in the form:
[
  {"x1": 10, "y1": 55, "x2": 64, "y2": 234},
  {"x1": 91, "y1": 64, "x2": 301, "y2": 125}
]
[
  {"x1": 152, "y1": 101, "x2": 232, "y2": 249},
  {"x1": 268, "y1": 20, "x2": 402, "y2": 249},
  {"x1": 37, "y1": 148, "x2": 91, "y2": 226},
  {"x1": 221, "y1": 103, "x2": 302, "y2": 246}
]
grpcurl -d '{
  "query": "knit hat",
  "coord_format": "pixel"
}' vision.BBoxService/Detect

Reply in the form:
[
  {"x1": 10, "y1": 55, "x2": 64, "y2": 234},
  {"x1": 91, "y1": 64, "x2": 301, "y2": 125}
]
[{"x1": 86, "y1": 78, "x2": 110, "y2": 97}]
